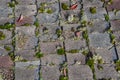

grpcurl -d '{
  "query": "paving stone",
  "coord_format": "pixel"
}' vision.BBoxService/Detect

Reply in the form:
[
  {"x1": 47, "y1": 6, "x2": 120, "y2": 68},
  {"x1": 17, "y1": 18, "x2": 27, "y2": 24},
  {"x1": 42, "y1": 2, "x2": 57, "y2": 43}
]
[
  {"x1": 39, "y1": 24, "x2": 60, "y2": 42},
  {"x1": 41, "y1": 54, "x2": 65, "y2": 66},
  {"x1": 40, "y1": 41, "x2": 63, "y2": 55},
  {"x1": 116, "y1": 46, "x2": 120, "y2": 60},
  {"x1": 87, "y1": 19, "x2": 108, "y2": 33},
  {"x1": 0, "y1": 29, "x2": 12, "y2": 45},
  {"x1": 113, "y1": 31, "x2": 120, "y2": 43},
  {"x1": 0, "y1": 0, "x2": 11, "y2": 6},
  {"x1": 0, "y1": 56, "x2": 13, "y2": 68},
  {"x1": 0, "y1": 7, "x2": 13, "y2": 25},
  {"x1": 84, "y1": 7, "x2": 107, "y2": 21},
  {"x1": 109, "y1": 11, "x2": 120, "y2": 20},
  {"x1": 37, "y1": 0, "x2": 58, "y2": 6},
  {"x1": 15, "y1": 50, "x2": 38, "y2": 61},
  {"x1": 37, "y1": 2, "x2": 59, "y2": 24},
  {"x1": 0, "y1": 45, "x2": 13, "y2": 56},
  {"x1": 65, "y1": 39, "x2": 86, "y2": 51},
  {"x1": 60, "y1": 10, "x2": 81, "y2": 25},
  {"x1": 15, "y1": 5, "x2": 37, "y2": 17},
  {"x1": 107, "y1": 0, "x2": 120, "y2": 11},
  {"x1": 68, "y1": 65, "x2": 93, "y2": 80},
  {"x1": 83, "y1": 0, "x2": 103, "y2": 8},
  {"x1": 94, "y1": 64, "x2": 119, "y2": 79},
  {"x1": 15, "y1": 62, "x2": 39, "y2": 80},
  {"x1": 15, "y1": 26, "x2": 37, "y2": 50},
  {"x1": 89, "y1": 32, "x2": 112, "y2": 48},
  {"x1": 16, "y1": 0, "x2": 35, "y2": 5},
  {"x1": 66, "y1": 53, "x2": 85, "y2": 65},
  {"x1": 91, "y1": 48, "x2": 113, "y2": 63},
  {"x1": 63, "y1": 24, "x2": 83, "y2": 39},
  {"x1": 0, "y1": 68, "x2": 14, "y2": 80},
  {"x1": 41, "y1": 66, "x2": 60, "y2": 80},
  {"x1": 111, "y1": 20, "x2": 120, "y2": 32}
]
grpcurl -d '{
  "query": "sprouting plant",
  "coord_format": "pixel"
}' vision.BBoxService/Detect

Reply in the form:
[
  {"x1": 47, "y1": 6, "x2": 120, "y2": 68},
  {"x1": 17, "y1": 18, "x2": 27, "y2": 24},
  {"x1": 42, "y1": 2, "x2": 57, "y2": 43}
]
[
  {"x1": 8, "y1": 0, "x2": 18, "y2": 8},
  {"x1": 0, "y1": 31, "x2": 6, "y2": 40},
  {"x1": 115, "y1": 60, "x2": 120, "y2": 71},
  {"x1": 61, "y1": 3, "x2": 69, "y2": 10},
  {"x1": 104, "y1": 14, "x2": 109, "y2": 21},
  {"x1": 0, "y1": 23, "x2": 14, "y2": 29},
  {"x1": 34, "y1": 19, "x2": 39, "y2": 27},
  {"x1": 82, "y1": 50, "x2": 89, "y2": 56},
  {"x1": 35, "y1": 52, "x2": 44, "y2": 58},
  {"x1": 59, "y1": 75, "x2": 68, "y2": 80},
  {"x1": 56, "y1": 28, "x2": 62, "y2": 37},
  {"x1": 90, "y1": 7, "x2": 97, "y2": 14},
  {"x1": 57, "y1": 48, "x2": 65, "y2": 55},
  {"x1": 4, "y1": 45, "x2": 11, "y2": 51}
]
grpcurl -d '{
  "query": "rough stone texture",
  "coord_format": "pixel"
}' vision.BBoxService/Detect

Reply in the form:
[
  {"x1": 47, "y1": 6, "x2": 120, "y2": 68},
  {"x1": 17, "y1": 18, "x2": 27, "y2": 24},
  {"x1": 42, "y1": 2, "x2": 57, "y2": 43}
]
[
  {"x1": 116, "y1": 46, "x2": 120, "y2": 59},
  {"x1": 87, "y1": 20, "x2": 108, "y2": 33},
  {"x1": 91, "y1": 48, "x2": 113, "y2": 63},
  {"x1": 68, "y1": 65, "x2": 93, "y2": 80},
  {"x1": 39, "y1": 24, "x2": 60, "y2": 42},
  {"x1": 66, "y1": 53, "x2": 85, "y2": 65},
  {"x1": 84, "y1": 7, "x2": 107, "y2": 21},
  {"x1": 41, "y1": 66, "x2": 60, "y2": 80},
  {"x1": 111, "y1": 20, "x2": 120, "y2": 32},
  {"x1": 89, "y1": 32, "x2": 112, "y2": 48},
  {"x1": 40, "y1": 41, "x2": 63, "y2": 55},
  {"x1": 37, "y1": 2, "x2": 59, "y2": 24},
  {"x1": 0, "y1": 7, "x2": 13, "y2": 25},
  {"x1": 15, "y1": 26, "x2": 37, "y2": 51},
  {"x1": 0, "y1": 56, "x2": 13, "y2": 68},
  {"x1": 41, "y1": 54, "x2": 65, "y2": 66},
  {"x1": 65, "y1": 39, "x2": 86, "y2": 51},
  {"x1": 109, "y1": 11, "x2": 120, "y2": 20},
  {"x1": 0, "y1": 0, "x2": 11, "y2": 6},
  {"x1": 15, "y1": 62, "x2": 39, "y2": 80},
  {"x1": 113, "y1": 31, "x2": 120, "y2": 43},
  {"x1": 94, "y1": 64, "x2": 119, "y2": 79},
  {"x1": 15, "y1": 50, "x2": 38, "y2": 61},
  {"x1": 0, "y1": 29, "x2": 12, "y2": 45},
  {"x1": 16, "y1": 0, "x2": 35, "y2": 5}
]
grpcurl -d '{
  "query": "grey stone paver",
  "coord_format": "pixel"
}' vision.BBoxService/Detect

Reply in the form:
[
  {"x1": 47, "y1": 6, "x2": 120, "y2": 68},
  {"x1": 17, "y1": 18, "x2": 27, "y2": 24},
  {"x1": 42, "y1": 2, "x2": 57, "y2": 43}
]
[
  {"x1": 89, "y1": 32, "x2": 112, "y2": 48},
  {"x1": 111, "y1": 20, "x2": 120, "y2": 32},
  {"x1": 68, "y1": 65, "x2": 93, "y2": 80}
]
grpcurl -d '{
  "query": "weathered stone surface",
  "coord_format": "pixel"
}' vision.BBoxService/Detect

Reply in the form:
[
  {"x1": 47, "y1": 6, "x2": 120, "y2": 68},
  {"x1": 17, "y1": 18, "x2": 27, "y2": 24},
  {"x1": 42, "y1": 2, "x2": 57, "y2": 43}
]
[
  {"x1": 41, "y1": 54, "x2": 65, "y2": 66},
  {"x1": 39, "y1": 24, "x2": 60, "y2": 42},
  {"x1": 107, "y1": 0, "x2": 120, "y2": 11},
  {"x1": 84, "y1": 7, "x2": 107, "y2": 20},
  {"x1": 89, "y1": 32, "x2": 112, "y2": 48},
  {"x1": 83, "y1": 0, "x2": 103, "y2": 8},
  {"x1": 65, "y1": 39, "x2": 86, "y2": 51},
  {"x1": 116, "y1": 46, "x2": 120, "y2": 59},
  {"x1": 91, "y1": 48, "x2": 113, "y2": 63},
  {"x1": 63, "y1": 24, "x2": 83, "y2": 39},
  {"x1": 40, "y1": 41, "x2": 63, "y2": 55},
  {"x1": 111, "y1": 20, "x2": 120, "y2": 32},
  {"x1": 68, "y1": 65, "x2": 93, "y2": 80},
  {"x1": 15, "y1": 5, "x2": 37, "y2": 17},
  {"x1": 41, "y1": 66, "x2": 60, "y2": 80},
  {"x1": 66, "y1": 53, "x2": 85, "y2": 65},
  {"x1": 94, "y1": 64, "x2": 119, "y2": 79},
  {"x1": 15, "y1": 26, "x2": 37, "y2": 50},
  {"x1": 0, "y1": 56, "x2": 13, "y2": 68},
  {"x1": 15, "y1": 50, "x2": 38, "y2": 61},
  {"x1": 15, "y1": 62, "x2": 39, "y2": 80},
  {"x1": 0, "y1": 7, "x2": 13, "y2": 25},
  {"x1": 0, "y1": 29, "x2": 12, "y2": 45},
  {"x1": 0, "y1": 0, "x2": 11, "y2": 6},
  {"x1": 87, "y1": 20, "x2": 108, "y2": 33},
  {"x1": 16, "y1": 0, "x2": 35, "y2": 5},
  {"x1": 113, "y1": 31, "x2": 120, "y2": 43},
  {"x1": 37, "y1": 3, "x2": 59, "y2": 24},
  {"x1": 109, "y1": 11, "x2": 120, "y2": 20}
]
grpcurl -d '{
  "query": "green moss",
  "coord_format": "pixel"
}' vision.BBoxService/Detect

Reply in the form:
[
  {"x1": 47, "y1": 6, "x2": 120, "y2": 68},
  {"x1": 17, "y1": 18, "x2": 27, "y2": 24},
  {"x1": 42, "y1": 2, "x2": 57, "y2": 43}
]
[
  {"x1": 8, "y1": 0, "x2": 18, "y2": 8},
  {"x1": 68, "y1": 49, "x2": 79, "y2": 53},
  {"x1": 104, "y1": 14, "x2": 109, "y2": 21},
  {"x1": 4, "y1": 45, "x2": 11, "y2": 51},
  {"x1": 61, "y1": 3, "x2": 69, "y2": 10},
  {"x1": 34, "y1": 19, "x2": 39, "y2": 27},
  {"x1": 90, "y1": 7, "x2": 97, "y2": 14},
  {"x1": 45, "y1": 8, "x2": 53, "y2": 14},
  {"x1": 59, "y1": 76, "x2": 68, "y2": 80},
  {"x1": 81, "y1": 20, "x2": 87, "y2": 27},
  {"x1": 0, "y1": 31, "x2": 6, "y2": 40},
  {"x1": 115, "y1": 60, "x2": 120, "y2": 71},
  {"x1": 38, "y1": 7, "x2": 44, "y2": 13},
  {"x1": 56, "y1": 29, "x2": 62, "y2": 37},
  {"x1": 0, "y1": 23, "x2": 14, "y2": 29},
  {"x1": 82, "y1": 50, "x2": 89, "y2": 56},
  {"x1": 8, "y1": 52, "x2": 14, "y2": 61},
  {"x1": 35, "y1": 52, "x2": 44, "y2": 58},
  {"x1": 57, "y1": 48, "x2": 65, "y2": 55},
  {"x1": 87, "y1": 58, "x2": 94, "y2": 71}
]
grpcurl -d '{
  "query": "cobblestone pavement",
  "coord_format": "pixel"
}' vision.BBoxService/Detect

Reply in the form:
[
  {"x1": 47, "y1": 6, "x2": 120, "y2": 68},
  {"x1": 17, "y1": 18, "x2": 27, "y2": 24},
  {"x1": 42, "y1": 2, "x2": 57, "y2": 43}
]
[{"x1": 0, "y1": 0, "x2": 120, "y2": 80}]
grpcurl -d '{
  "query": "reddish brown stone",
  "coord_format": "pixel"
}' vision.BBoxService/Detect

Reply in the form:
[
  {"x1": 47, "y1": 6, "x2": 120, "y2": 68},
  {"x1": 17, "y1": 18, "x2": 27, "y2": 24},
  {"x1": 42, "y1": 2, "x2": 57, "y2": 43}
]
[
  {"x1": 111, "y1": 20, "x2": 120, "y2": 32},
  {"x1": 107, "y1": 0, "x2": 120, "y2": 11},
  {"x1": 0, "y1": 56, "x2": 13, "y2": 68}
]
